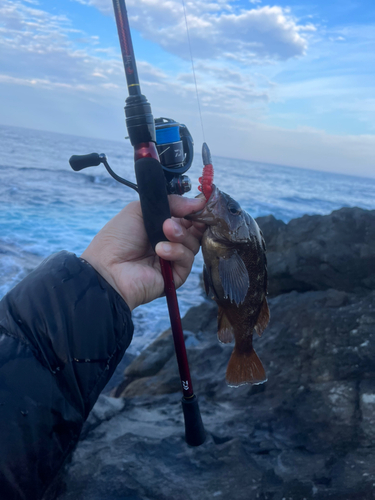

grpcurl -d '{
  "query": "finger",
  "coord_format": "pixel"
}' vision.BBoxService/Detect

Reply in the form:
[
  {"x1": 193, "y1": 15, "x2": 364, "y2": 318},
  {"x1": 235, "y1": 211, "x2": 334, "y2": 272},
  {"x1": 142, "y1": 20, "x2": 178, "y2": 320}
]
[
  {"x1": 155, "y1": 244, "x2": 195, "y2": 288},
  {"x1": 155, "y1": 241, "x2": 194, "y2": 274},
  {"x1": 163, "y1": 218, "x2": 201, "y2": 255},
  {"x1": 168, "y1": 195, "x2": 206, "y2": 218}
]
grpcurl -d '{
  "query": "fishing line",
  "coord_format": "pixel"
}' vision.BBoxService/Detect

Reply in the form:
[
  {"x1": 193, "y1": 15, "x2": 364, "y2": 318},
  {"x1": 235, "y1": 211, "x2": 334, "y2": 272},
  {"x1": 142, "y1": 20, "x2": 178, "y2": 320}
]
[{"x1": 181, "y1": 0, "x2": 206, "y2": 143}]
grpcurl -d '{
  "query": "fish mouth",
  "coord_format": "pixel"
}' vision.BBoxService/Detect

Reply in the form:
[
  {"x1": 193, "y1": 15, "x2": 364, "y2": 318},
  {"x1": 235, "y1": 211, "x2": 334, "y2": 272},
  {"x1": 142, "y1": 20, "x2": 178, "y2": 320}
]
[{"x1": 185, "y1": 184, "x2": 220, "y2": 225}]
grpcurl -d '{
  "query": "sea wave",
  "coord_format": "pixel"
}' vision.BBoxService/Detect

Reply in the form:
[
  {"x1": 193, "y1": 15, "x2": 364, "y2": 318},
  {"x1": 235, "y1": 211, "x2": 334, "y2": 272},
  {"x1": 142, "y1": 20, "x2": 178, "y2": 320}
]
[{"x1": 0, "y1": 238, "x2": 44, "y2": 298}]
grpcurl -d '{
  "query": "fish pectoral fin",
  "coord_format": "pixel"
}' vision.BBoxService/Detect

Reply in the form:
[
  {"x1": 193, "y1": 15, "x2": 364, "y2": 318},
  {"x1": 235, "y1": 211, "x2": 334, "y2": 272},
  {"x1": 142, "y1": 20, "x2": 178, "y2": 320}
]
[
  {"x1": 218, "y1": 252, "x2": 249, "y2": 306},
  {"x1": 217, "y1": 307, "x2": 234, "y2": 344},
  {"x1": 226, "y1": 347, "x2": 267, "y2": 387},
  {"x1": 254, "y1": 298, "x2": 270, "y2": 337}
]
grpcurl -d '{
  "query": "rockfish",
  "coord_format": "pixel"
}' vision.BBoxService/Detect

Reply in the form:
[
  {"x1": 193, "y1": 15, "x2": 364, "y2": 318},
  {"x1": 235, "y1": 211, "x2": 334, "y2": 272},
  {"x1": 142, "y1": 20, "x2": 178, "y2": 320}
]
[{"x1": 188, "y1": 144, "x2": 270, "y2": 387}]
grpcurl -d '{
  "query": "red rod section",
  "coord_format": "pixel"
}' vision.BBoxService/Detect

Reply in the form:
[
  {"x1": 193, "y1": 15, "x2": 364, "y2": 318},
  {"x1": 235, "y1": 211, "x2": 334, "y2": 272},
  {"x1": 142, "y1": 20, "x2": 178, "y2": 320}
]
[
  {"x1": 112, "y1": 0, "x2": 141, "y2": 96},
  {"x1": 160, "y1": 259, "x2": 194, "y2": 398}
]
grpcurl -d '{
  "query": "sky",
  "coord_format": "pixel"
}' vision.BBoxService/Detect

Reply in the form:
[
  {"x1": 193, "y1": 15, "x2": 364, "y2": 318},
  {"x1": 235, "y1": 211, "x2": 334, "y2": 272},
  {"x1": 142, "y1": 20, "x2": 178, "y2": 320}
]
[{"x1": 0, "y1": 0, "x2": 374, "y2": 178}]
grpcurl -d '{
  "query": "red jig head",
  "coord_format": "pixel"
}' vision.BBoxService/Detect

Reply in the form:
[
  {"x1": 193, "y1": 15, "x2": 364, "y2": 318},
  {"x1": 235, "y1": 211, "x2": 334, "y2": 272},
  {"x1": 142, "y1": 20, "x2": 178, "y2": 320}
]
[{"x1": 198, "y1": 142, "x2": 214, "y2": 200}]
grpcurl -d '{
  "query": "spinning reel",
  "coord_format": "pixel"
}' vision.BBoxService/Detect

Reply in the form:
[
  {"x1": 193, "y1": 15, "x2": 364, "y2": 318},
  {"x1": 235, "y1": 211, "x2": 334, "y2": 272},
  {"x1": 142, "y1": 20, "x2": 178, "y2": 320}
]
[{"x1": 69, "y1": 117, "x2": 193, "y2": 195}]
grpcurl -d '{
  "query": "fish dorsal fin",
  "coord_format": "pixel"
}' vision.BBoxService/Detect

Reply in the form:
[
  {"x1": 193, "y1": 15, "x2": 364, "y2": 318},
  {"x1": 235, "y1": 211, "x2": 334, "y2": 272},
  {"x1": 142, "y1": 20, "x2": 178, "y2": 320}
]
[
  {"x1": 217, "y1": 307, "x2": 234, "y2": 344},
  {"x1": 254, "y1": 298, "x2": 270, "y2": 337},
  {"x1": 218, "y1": 252, "x2": 249, "y2": 306}
]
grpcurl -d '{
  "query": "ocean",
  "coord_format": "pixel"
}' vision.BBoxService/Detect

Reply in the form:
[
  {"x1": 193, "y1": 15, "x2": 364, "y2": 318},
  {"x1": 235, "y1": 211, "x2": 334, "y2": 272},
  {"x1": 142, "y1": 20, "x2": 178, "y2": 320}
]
[{"x1": 1, "y1": 123, "x2": 374, "y2": 355}]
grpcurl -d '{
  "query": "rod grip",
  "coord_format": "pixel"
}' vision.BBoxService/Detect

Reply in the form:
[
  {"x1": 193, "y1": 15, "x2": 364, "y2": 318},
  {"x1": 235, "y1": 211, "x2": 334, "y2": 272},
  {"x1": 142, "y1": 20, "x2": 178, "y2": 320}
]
[
  {"x1": 134, "y1": 157, "x2": 170, "y2": 249},
  {"x1": 181, "y1": 396, "x2": 206, "y2": 446},
  {"x1": 69, "y1": 153, "x2": 101, "y2": 171}
]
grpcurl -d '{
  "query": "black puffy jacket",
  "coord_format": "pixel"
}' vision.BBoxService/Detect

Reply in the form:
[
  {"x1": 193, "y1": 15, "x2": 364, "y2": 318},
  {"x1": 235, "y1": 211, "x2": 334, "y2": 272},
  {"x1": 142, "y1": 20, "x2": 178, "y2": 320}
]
[{"x1": 0, "y1": 251, "x2": 134, "y2": 499}]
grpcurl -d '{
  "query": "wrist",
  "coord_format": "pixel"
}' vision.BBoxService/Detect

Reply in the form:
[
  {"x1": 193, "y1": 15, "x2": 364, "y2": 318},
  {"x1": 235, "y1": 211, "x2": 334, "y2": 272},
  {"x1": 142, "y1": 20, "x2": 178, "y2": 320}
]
[{"x1": 80, "y1": 250, "x2": 135, "y2": 311}]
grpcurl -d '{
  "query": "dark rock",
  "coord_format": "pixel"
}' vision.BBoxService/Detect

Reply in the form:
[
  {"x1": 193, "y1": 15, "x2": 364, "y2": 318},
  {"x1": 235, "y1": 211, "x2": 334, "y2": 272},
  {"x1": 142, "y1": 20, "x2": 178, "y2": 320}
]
[
  {"x1": 52, "y1": 288, "x2": 375, "y2": 500},
  {"x1": 50, "y1": 208, "x2": 375, "y2": 500},
  {"x1": 360, "y1": 380, "x2": 375, "y2": 443},
  {"x1": 124, "y1": 329, "x2": 175, "y2": 379},
  {"x1": 114, "y1": 300, "x2": 218, "y2": 398},
  {"x1": 102, "y1": 352, "x2": 136, "y2": 394},
  {"x1": 256, "y1": 207, "x2": 375, "y2": 296}
]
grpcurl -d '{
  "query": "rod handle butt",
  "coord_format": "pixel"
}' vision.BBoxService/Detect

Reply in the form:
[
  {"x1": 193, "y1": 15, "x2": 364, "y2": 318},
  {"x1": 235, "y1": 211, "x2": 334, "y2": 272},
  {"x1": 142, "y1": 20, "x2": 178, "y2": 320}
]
[{"x1": 181, "y1": 395, "x2": 206, "y2": 447}]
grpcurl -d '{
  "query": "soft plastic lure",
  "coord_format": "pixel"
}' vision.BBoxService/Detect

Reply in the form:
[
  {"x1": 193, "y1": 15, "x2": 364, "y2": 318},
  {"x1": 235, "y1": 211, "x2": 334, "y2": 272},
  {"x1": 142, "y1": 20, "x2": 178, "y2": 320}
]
[{"x1": 198, "y1": 142, "x2": 214, "y2": 200}]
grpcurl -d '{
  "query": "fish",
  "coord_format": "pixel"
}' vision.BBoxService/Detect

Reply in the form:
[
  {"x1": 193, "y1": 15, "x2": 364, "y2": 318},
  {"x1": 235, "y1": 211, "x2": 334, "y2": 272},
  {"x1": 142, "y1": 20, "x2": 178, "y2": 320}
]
[{"x1": 188, "y1": 143, "x2": 270, "y2": 387}]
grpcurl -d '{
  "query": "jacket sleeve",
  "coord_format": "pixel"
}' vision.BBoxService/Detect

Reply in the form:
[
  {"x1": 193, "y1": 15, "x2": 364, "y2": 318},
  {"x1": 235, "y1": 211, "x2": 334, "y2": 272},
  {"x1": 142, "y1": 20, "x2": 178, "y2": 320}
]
[{"x1": 0, "y1": 251, "x2": 134, "y2": 500}]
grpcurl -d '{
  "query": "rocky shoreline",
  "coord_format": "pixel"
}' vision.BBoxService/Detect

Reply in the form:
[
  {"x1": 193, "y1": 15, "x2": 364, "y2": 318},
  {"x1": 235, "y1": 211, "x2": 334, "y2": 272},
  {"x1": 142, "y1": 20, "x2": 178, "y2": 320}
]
[{"x1": 49, "y1": 207, "x2": 375, "y2": 500}]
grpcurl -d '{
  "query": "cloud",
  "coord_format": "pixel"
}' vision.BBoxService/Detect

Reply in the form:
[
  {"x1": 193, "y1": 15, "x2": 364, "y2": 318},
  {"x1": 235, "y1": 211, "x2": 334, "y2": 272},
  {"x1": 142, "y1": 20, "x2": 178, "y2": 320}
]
[
  {"x1": 0, "y1": 0, "x2": 273, "y2": 119},
  {"x1": 77, "y1": 0, "x2": 314, "y2": 62},
  {"x1": 0, "y1": 0, "x2": 124, "y2": 92},
  {"x1": 173, "y1": 60, "x2": 271, "y2": 115}
]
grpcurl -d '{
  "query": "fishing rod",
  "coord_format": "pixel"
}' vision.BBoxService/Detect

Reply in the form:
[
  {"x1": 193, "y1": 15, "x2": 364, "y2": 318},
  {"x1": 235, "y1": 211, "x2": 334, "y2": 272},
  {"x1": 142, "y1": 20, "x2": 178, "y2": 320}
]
[{"x1": 69, "y1": 0, "x2": 205, "y2": 447}]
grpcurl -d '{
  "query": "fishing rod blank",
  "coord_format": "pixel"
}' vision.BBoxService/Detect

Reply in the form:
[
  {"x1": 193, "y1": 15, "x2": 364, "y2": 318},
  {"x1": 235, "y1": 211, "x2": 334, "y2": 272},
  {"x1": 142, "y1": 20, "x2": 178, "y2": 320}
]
[{"x1": 112, "y1": 0, "x2": 206, "y2": 447}]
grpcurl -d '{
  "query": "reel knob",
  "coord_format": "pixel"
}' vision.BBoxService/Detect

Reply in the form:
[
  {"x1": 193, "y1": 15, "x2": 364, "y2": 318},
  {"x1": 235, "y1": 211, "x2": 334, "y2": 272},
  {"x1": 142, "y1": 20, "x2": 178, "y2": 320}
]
[{"x1": 69, "y1": 153, "x2": 102, "y2": 171}]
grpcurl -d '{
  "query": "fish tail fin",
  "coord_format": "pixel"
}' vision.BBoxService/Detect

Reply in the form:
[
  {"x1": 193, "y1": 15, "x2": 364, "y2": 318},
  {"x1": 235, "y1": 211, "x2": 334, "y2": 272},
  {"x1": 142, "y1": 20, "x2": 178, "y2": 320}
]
[
  {"x1": 226, "y1": 347, "x2": 267, "y2": 387},
  {"x1": 217, "y1": 307, "x2": 234, "y2": 344}
]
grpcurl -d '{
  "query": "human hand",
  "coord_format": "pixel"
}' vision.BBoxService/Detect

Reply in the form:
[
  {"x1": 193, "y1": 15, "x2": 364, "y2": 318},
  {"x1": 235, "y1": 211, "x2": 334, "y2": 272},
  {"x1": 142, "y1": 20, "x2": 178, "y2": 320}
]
[{"x1": 81, "y1": 196, "x2": 206, "y2": 311}]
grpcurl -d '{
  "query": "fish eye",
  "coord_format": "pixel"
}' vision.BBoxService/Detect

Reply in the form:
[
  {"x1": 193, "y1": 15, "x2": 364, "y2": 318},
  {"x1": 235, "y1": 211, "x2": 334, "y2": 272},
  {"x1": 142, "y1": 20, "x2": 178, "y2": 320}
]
[{"x1": 228, "y1": 203, "x2": 241, "y2": 215}]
